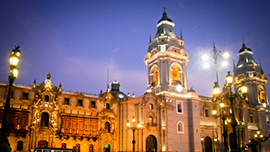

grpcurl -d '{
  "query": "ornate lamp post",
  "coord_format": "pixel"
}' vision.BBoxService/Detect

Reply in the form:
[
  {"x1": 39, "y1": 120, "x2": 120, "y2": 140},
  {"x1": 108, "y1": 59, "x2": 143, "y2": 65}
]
[
  {"x1": 212, "y1": 82, "x2": 228, "y2": 152},
  {"x1": 1, "y1": 46, "x2": 21, "y2": 145},
  {"x1": 202, "y1": 43, "x2": 229, "y2": 152},
  {"x1": 212, "y1": 71, "x2": 247, "y2": 152},
  {"x1": 126, "y1": 116, "x2": 142, "y2": 152}
]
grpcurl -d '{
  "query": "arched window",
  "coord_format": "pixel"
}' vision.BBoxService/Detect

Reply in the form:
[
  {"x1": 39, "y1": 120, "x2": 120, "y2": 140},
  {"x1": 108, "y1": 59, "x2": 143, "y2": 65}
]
[
  {"x1": 153, "y1": 69, "x2": 158, "y2": 86},
  {"x1": 89, "y1": 144, "x2": 94, "y2": 152},
  {"x1": 148, "y1": 116, "x2": 153, "y2": 125},
  {"x1": 172, "y1": 67, "x2": 180, "y2": 84},
  {"x1": 45, "y1": 95, "x2": 49, "y2": 102},
  {"x1": 106, "y1": 103, "x2": 110, "y2": 109},
  {"x1": 177, "y1": 121, "x2": 184, "y2": 133},
  {"x1": 17, "y1": 141, "x2": 23, "y2": 150},
  {"x1": 149, "y1": 103, "x2": 153, "y2": 110},
  {"x1": 76, "y1": 143, "x2": 80, "y2": 152},
  {"x1": 258, "y1": 86, "x2": 266, "y2": 103},
  {"x1": 176, "y1": 101, "x2": 183, "y2": 113},
  {"x1": 41, "y1": 112, "x2": 49, "y2": 127},
  {"x1": 61, "y1": 143, "x2": 66, "y2": 149},
  {"x1": 105, "y1": 122, "x2": 110, "y2": 133}
]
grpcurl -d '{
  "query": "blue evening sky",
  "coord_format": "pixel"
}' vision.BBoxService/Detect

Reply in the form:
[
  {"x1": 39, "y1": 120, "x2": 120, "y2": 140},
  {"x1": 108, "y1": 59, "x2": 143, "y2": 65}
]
[{"x1": 0, "y1": 0, "x2": 270, "y2": 98}]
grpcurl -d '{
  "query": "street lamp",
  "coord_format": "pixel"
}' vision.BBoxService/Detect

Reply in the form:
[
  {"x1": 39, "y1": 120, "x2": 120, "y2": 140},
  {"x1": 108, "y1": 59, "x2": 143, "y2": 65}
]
[
  {"x1": 212, "y1": 71, "x2": 247, "y2": 152},
  {"x1": 202, "y1": 43, "x2": 229, "y2": 152},
  {"x1": 126, "y1": 116, "x2": 142, "y2": 152},
  {"x1": 212, "y1": 82, "x2": 228, "y2": 152},
  {"x1": 1, "y1": 46, "x2": 21, "y2": 147}
]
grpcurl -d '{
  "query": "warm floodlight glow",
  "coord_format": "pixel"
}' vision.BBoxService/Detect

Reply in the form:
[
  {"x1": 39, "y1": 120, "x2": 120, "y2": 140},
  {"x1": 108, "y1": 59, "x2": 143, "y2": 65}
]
[
  {"x1": 10, "y1": 55, "x2": 19, "y2": 66},
  {"x1": 137, "y1": 122, "x2": 141, "y2": 128},
  {"x1": 213, "y1": 82, "x2": 220, "y2": 95},
  {"x1": 11, "y1": 68, "x2": 19, "y2": 78},
  {"x1": 254, "y1": 134, "x2": 258, "y2": 138},
  {"x1": 241, "y1": 85, "x2": 248, "y2": 94},
  {"x1": 257, "y1": 131, "x2": 260, "y2": 134},
  {"x1": 212, "y1": 109, "x2": 217, "y2": 115},
  {"x1": 132, "y1": 116, "x2": 135, "y2": 122},
  {"x1": 220, "y1": 102, "x2": 225, "y2": 108},
  {"x1": 223, "y1": 52, "x2": 229, "y2": 58},
  {"x1": 126, "y1": 120, "x2": 130, "y2": 127}
]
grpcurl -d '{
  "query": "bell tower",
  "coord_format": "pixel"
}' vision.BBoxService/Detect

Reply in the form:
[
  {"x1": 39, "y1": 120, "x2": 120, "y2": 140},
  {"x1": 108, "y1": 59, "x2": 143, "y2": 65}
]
[
  {"x1": 233, "y1": 42, "x2": 268, "y2": 106},
  {"x1": 144, "y1": 10, "x2": 189, "y2": 94},
  {"x1": 144, "y1": 10, "x2": 201, "y2": 152}
]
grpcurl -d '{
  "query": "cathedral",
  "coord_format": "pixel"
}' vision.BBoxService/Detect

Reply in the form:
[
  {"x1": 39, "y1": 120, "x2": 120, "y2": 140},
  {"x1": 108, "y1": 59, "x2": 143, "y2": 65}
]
[{"x1": 0, "y1": 11, "x2": 270, "y2": 152}]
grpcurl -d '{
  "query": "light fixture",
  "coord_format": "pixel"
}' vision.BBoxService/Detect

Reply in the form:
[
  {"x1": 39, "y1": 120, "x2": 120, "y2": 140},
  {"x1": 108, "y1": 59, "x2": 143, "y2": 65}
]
[
  {"x1": 226, "y1": 71, "x2": 233, "y2": 85},
  {"x1": 213, "y1": 82, "x2": 220, "y2": 96}
]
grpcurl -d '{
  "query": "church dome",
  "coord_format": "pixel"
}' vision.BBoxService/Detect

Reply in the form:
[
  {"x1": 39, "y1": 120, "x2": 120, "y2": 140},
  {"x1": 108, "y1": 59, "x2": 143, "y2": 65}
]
[
  {"x1": 158, "y1": 11, "x2": 173, "y2": 23},
  {"x1": 239, "y1": 42, "x2": 252, "y2": 53}
]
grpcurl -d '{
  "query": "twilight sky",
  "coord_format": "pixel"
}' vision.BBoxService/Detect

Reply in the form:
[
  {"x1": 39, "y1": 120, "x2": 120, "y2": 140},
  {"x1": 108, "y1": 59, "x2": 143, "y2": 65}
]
[{"x1": 0, "y1": 0, "x2": 270, "y2": 98}]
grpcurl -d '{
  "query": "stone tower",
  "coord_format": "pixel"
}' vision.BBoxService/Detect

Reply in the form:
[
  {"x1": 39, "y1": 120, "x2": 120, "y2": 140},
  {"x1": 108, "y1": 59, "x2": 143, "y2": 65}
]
[
  {"x1": 144, "y1": 10, "x2": 201, "y2": 152},
  {"x1": 233, "y1": 42, "x2": 268, "y2": 106}
]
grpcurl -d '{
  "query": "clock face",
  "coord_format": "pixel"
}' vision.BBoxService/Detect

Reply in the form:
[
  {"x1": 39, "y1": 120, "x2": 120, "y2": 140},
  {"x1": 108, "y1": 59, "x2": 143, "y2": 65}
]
[
  {"x1": 176, "y1": 84, "x2": 183, "y2": 92},
  {"x1": 263, "y1": 102, "x2": 267, "y2": 108}
]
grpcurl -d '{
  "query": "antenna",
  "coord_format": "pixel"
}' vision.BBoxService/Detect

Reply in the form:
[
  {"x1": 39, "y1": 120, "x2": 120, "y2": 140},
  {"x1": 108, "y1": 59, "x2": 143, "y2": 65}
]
[{"x1": 107, "y1": 69, "x2": 109, "y2": 92}]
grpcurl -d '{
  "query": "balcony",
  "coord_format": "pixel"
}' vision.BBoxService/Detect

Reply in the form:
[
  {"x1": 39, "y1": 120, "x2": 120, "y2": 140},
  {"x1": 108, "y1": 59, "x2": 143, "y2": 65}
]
[{"x1": 200, "y1": 116, "x2": 217, "y2": 127}]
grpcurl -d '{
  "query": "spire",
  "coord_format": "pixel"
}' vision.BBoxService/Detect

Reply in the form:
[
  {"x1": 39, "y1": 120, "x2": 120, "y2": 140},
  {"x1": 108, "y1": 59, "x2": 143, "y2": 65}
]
[
  {"x1": 107, "y1": 69, "x2": 109, "y2": 92},
  {"x1": 213, "y1": 42, "x2": 216, "y2": 49},
  {"x1": 180, "y1": 30, "x2": 183, "y2": 40},
  {"x1": 158, "y1": 8, "x2": 173, "y2": 23},
  {"x1": 258, "y1": 58, "x2": 261, "y2": 65},
  {"x1": 149, "y1": 33, "x2": 152, "y2": 43}
]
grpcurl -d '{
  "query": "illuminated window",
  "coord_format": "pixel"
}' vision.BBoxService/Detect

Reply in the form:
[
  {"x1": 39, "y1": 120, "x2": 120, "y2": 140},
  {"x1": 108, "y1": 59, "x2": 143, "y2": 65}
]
[
  {"x1": 266, "y1": 115, "x2": 270, "y2": 125},
  {"x1": 177, "y1": 121, "x2": 184, "y2": 133},
  {"x1": 153, "y1": 69, "x2": 158, "y2": 86},
  {"x1": 258, "y1": 86, "x2": 266, "y2": 103},
  {"x1": 17, "y1": 141, "x2": 23, "y2": 150},
  {"x1": 105, "y1": 122, "x2": 110, "y2": 133},
  {"x1": 148, "y1": 116, "x2": 153, "y2": 124},
  {"x1": 172, "y1": 67, "x2": 180, "y2": 84},
  {"x1": 176, "y1": 101, "x2": 183, "y2": 114},
  {"x1": 149, "y1": 104, "x2": 153, "y2": 110}
]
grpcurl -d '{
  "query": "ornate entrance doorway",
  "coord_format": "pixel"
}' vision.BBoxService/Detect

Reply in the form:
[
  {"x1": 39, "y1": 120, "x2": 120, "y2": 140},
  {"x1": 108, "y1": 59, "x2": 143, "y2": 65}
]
[
  {"x1": 38, "y1": 140, "x2": 48, "y2": 147},
  {"x1": 204, "y1": 137, "x2": 212, "y2": 152},
  {"x1": 146, "y1": 135, "x2": 157, "y2": 152}
]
